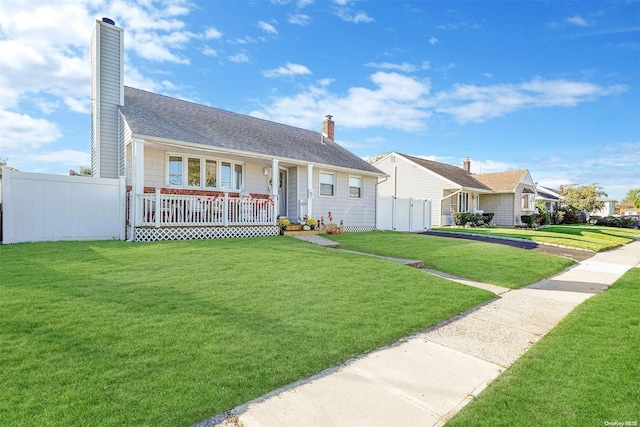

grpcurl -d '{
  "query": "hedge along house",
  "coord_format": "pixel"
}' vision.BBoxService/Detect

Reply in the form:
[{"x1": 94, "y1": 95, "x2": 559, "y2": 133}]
[
  {"x1": 91, "y1": 18, "x2": 384, "y2": 241},
  {"x1": 374, "y1": 152, "x2": 537, "y2": 227}
]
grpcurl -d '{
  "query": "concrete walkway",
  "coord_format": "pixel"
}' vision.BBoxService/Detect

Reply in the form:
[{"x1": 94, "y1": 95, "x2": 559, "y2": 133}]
[{"x1": 207, "y1": 241, "x2": 640, "y2": 427}]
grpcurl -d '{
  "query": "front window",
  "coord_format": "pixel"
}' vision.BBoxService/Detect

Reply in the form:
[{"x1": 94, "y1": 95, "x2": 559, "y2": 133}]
[
  {"x1": 168, "y1": 156, "x2": 183, "y2": 186},
  {"x1": 234, "y1": 164, "x2": 243, "y2": 191},
  {"x1": 458, "y1": 192, "x2": 470, "y2": 212},
  {"x1": 167, "y1": 155, "x2": 242, "y2": 190},
  {"x1": 205, "y1": 160, "x2": 217, "y2": 188},
  {"x1": 188, "y1": 157, "x2": 200, "y2": 187},
  {"x1": 220, "y1": 162, "x2": 231, "y2": 189},
  {"x1": 320, "y1": 172, "x2": 335, "y2": 196},
  {"x1": 349, "y1": 176, "x2": 361, "y2": 198}
]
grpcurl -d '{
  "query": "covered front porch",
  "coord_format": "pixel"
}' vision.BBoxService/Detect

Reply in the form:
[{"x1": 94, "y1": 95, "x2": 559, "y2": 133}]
[{"x1": 125, "y1": 138, "x2": 316, "y2": 241}]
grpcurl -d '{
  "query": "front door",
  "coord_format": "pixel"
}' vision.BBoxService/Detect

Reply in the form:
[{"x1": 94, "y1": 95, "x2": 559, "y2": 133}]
[{"x1": 278, "y1": 169, "x2": 287, "y2": 217}]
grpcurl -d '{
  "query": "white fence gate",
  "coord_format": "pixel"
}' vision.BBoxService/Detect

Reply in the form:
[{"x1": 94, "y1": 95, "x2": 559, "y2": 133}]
[
  {"x1": 1, "y1": 168, "x2": 126, "y2": 244},
  {"x1": 376, "y1": 196, "x2": 432, "y2": 232}
]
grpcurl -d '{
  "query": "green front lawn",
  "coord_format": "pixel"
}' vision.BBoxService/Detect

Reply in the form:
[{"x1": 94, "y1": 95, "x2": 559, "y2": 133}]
[
  {"x1": 447, "y1": 267, "x2": 640, "y2": 426},
  {"x1": 325, "y1": 231, "x2": 574, "y2": 288},
  {"x1": 432, "y1": 225, "x2": 640, "y2": 252},
  {"x1": 0, "y1": 237, "x2": 493, "y2": 427}
]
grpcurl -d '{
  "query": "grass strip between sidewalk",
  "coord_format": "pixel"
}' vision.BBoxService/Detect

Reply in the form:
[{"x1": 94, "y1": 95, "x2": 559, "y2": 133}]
[
  {"x1": 325, "y1": 231, "x2": 574, "y2": 288},
  {"x1": 448, "y1": 267, "x2": 640, "y2": 427}
]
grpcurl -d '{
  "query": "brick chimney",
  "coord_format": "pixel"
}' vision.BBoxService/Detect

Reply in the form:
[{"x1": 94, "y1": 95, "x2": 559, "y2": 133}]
[
  {"x1": 322, "y1": 115, "x2": 334, "y2": 140},
  {"x1": 463, "y1": 157, "x2": 471, "y2": 172}
]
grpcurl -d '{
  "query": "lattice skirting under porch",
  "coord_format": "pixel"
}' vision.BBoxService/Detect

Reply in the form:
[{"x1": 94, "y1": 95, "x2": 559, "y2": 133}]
[
  {"x1": 345, "y1": 225, "x2": 377, "y2": 233},
  {"x1": 132, "y1": 225, "x2": 279, "y2": 242}
]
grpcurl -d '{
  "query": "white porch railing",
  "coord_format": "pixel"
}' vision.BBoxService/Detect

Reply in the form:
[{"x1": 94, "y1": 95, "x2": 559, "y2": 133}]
[{"x1": 130, "y1": 191, "x2": 276, "y2": 227}]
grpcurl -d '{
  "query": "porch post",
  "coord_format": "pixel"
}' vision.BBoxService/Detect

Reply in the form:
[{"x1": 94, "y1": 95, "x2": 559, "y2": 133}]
[
  {"x1": 271, "y1": 159, "x2": 279, "y2": 224},
  {"x1": 307, "y1": 164, "x2": 313, "y2": 218},
  {"x1": 131, "y1": 138, "x2": 145, "y2": 232}
]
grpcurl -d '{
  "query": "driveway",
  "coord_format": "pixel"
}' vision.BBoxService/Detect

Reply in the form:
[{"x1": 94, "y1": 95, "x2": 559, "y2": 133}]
[{"x1": 422, "y1": 230, "x2": 595, "y2": 262}]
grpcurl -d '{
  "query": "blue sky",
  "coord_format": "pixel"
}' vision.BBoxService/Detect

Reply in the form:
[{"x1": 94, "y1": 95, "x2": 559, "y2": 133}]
[{"x1": 1, "y1": 0, "x2": 638, "y2": 201}]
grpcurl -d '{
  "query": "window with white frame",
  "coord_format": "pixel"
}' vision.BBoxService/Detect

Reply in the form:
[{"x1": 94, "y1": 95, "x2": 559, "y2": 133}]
[
  {"x1": 167, "y1": 154, "x2": 242, "y2": 190},
  {"x1": 458, "y1": 192, "x2": 470, "y2": 212},
  {"x1": 349, "y1": 176, "x2": 362, "y2": 198},
  {"x1": 320, "y1": 172, "x2": 335, "y2": 196}
]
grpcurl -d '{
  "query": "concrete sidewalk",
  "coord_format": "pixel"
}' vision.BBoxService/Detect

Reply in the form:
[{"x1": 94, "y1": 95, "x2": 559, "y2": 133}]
[{"x1": 208, "y1": 241, "x2": 640, "y2": 427}]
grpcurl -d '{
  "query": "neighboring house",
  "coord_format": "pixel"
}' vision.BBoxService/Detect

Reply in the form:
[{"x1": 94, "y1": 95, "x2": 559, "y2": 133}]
[
  {"x1": 591, "y1": 198, "x2": 617, "y2": 217},
  {"x1": 91, "y1": 18, "x2": 384, "y2": 241},
  {"x1": 374, "y1": 152, "x2": 537, "y2": 227},
  {"x1": 535, "y1": 184, "x2": 562, "y2": 213},
  {"x1": 474, "y1": 169, "x2": 537, "y2": 226}
]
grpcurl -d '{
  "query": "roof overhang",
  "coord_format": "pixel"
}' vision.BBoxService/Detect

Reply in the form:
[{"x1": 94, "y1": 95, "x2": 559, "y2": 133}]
[{"x1": 129, "y1": 132, "x2": 386, "y2": 177}]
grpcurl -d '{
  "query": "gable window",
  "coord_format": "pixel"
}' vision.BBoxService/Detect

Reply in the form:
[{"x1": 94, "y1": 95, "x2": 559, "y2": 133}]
[
  {"x1": 349, "y1": 176, "x2": 362, "y2": 198},
  {"x1": 320, "y1": 172, "x2": 335, "y2": 196},
  {"x1": 167, "y1": 154, "x2": 242, "y2": 190}
]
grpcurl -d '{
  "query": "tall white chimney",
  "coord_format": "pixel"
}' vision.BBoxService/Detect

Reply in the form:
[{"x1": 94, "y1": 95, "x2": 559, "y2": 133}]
[{"x1": 91, "y1": 18, "x2": 124, "y2": 178}]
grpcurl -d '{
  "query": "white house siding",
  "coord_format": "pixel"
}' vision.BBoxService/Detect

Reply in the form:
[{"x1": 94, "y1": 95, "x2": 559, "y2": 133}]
[
  {"x1": 375, "y1": 154, "x2": 450, "y2": 227},
  {"x1": 480, "y1": 194, "x2": 514, "y2": 226},
  {"x1": 312, "y1": 170, "x2": 376, "y2": 228},
  {"x1": 91, "y1": 20, "x2": 123, "y2": 179}
]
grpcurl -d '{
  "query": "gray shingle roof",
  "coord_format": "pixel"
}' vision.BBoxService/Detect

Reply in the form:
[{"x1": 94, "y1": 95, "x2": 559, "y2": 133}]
[
  {"x1": 119, "y1": 86, "x2": 383, "y2": 175},
  {"x1": 399, "y1": 153, "x2": 492, "y2": 191}
]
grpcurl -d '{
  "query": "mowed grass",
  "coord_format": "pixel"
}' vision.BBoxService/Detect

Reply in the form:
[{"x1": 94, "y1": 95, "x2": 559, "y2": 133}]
[
  {"x1": 325, "y1": 231, "x2": 574, "y2": 288},
  {"x1": 447, "y1": 267, "x2": 640, "y2": 427},
  {"x1": 0, "y1": 237, "x2": 494, "y2": 427},
  {"x1": 432, "y1": 224, "x2": 640, "y2": 252}
]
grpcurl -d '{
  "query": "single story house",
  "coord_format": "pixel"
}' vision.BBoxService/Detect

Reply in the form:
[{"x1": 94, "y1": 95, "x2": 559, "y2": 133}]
[
  {"x1": 535, "y1": 184, "x2": 562, "y2": 213},
  {"x1": 92, "y1": 18, "x2": 384, "y2": 241},
  {"x1": 374, "y1": 152, "x2": 537, "y2": 227}
]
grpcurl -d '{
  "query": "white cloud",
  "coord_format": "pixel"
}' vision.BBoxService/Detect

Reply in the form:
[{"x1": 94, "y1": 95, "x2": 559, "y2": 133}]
[
  {"x1": 204, "y1": 27, "x2": 223, "y2": 39},
  {"x1": 435, "y1": 78, "x2": 627, "y2": 123},
  {"x1": 202, "y1": 46, "x2": 218, "y2": 57},
  {"x1": 263, "y1": 63, "x2": 312, "y2": 78},
  {"x1": 251, "y1": 71, "x2": 432, "y2": 131},
  {"x1": 428, "y1": 37, "x2": 439, "y2": 45},
  {"x1": 288, "y1": 14, "x2": 310, "y2": 25},
  {"x1": 0, "y1": 110, "x2": 62, "y2": 150},
  {"x1": 333, "y1": 2, "x2": 374, "y2": 23},
  {"x1": 566, "y1": 15, "x2": 591, "y2": 27},
  {"x1": 229, "y1": 52, "x2": 250, "y2": 63},
  {"x1": 258, "y1": 21, "x2": 278, "y2": 35},
  {"x1": 365, "y1": 62, "x2": 416, "y2": 72}
]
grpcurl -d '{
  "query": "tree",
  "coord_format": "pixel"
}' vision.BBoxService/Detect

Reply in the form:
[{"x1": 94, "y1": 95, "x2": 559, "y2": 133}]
[
  {"x1": 561, "y1": 183, "x2": 607, "y2": 219},
  {"x1": 0, "y1": 157, "x2": 6, "y2": 178},
  {"x1": 623, "y1": 188, "x2": 640, "y2": 209},
  {"x1": 364, "y1": 152, "x2": 389, "y2": 165},
  {"x1": 79, "y1": 166, "x2": 92, "y2": 176}
]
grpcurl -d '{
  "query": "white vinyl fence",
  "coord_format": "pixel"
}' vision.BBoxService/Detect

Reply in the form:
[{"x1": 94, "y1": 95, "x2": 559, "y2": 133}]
[
  {"x1": 1, "y1": 168, "x2": 126, "y2": 244},
  {"x1": 377, "y1": 196, "x2": 432, "y2": 232}
]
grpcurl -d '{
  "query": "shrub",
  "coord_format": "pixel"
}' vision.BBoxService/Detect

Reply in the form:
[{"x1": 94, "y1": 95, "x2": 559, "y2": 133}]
[
  {"x1": 558, "y1": 207, "x2": 585, "y2": 224},
  {"x1": 595, "y1": 216, "x2": 638, "y2": 229},
  {"x1": 520, "y1": 215, "x2": 536, "y2": 228},
  {"x1": 482, "y1": 213, "x2": 495, "y2": 224},
  {"x1": 452, "y1": 212, "x2": 491, "y2": 227}
]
